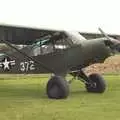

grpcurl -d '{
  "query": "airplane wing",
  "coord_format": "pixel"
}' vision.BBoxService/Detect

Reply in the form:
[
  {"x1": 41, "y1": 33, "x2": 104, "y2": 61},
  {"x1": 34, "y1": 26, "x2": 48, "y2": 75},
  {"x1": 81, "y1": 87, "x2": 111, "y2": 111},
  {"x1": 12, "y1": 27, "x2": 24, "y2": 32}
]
[
  {"x1": 0, "y1": 24, "x2": 60, "y2": 45},
  {"x1": 0, "y1": 23, "x2": 119, "y2": 46}
]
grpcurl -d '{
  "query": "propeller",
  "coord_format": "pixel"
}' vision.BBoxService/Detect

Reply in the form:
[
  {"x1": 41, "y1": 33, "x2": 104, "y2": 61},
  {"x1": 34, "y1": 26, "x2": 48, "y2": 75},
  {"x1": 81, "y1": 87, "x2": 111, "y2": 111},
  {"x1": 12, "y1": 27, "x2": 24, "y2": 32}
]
[
  {"x1": 98, "y1": 28, "x2": 120, "y2": 52},
  {"x1": 98, "y1": 28, "x2": 112, "y2": 40}
]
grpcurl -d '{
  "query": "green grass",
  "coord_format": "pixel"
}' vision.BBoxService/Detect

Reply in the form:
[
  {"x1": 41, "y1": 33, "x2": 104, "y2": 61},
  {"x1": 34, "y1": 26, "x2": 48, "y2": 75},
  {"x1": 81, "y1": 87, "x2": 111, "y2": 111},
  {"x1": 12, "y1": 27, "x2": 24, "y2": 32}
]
[{"x1": 0, "y1": 74, "x2": 120, "y2": 120}]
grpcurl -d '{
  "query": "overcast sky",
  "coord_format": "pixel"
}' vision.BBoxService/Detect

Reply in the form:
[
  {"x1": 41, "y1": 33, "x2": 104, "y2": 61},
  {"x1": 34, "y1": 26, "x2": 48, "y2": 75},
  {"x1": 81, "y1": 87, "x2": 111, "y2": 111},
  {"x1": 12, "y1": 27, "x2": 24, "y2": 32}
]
[{"x1": 0, "y1": 0, "x2": 120, "y2": 34}]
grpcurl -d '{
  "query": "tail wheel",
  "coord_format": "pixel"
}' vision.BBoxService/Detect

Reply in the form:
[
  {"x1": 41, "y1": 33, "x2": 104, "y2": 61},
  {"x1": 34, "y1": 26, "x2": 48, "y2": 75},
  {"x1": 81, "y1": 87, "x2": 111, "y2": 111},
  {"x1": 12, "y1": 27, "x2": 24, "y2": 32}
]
[
  {"x1": 86, "y1": 73, "x2": 106, "y2": 93},
  {"x1": 46, "y1": 76, "x2": 69, "y2": 99}
]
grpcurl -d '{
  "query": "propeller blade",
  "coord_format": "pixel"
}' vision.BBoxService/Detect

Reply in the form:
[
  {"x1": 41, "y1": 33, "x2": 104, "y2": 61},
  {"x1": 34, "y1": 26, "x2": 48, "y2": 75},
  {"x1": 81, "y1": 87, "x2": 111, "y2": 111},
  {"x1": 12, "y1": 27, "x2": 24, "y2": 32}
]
[
  {"x1": 98, "y1": 27, "x2": 120, "y2": 52},
  {"x1": 98, "y1": 28, "x2": 112, "y2": 40}
]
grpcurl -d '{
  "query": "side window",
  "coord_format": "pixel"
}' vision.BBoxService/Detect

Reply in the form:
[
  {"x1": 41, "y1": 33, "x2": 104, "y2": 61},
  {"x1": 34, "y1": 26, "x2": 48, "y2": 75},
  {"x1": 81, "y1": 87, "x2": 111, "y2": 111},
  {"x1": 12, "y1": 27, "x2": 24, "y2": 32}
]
[
  {"x1": 54, "y1": 38, "x2": 70, "y2": 51},
  {"x1": 32, "y1": 38, "x2": 54, "y2": 56},
  {"x1": 41, "y1": 43, "x2": 54, "y2": 54},
  {"x1": 31, "y1": 32, "x2": 70, "y2": 56}
]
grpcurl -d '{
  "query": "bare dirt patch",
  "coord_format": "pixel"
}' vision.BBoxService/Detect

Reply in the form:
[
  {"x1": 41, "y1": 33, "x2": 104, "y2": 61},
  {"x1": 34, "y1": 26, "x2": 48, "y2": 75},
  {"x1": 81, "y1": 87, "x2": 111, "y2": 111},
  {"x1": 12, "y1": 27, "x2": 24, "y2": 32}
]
[{"x1": 85, "y1": 55, "x2": 120, "y2": 75}]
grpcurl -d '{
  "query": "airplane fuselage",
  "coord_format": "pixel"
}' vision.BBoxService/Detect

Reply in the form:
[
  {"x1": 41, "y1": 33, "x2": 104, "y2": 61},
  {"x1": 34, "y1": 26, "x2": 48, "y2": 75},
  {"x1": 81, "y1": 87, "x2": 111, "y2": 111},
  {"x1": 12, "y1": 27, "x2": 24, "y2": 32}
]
[{"x1": 0, "y1": 38, "x2": 111, "y2": 75}]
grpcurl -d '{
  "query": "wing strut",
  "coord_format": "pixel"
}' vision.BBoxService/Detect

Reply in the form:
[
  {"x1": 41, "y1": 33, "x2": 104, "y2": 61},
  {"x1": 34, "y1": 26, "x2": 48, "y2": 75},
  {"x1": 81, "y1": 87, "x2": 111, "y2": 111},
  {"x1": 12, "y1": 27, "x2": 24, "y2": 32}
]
[{"x1": 0, "y1": 39, "x2": 55, "y2": 73}]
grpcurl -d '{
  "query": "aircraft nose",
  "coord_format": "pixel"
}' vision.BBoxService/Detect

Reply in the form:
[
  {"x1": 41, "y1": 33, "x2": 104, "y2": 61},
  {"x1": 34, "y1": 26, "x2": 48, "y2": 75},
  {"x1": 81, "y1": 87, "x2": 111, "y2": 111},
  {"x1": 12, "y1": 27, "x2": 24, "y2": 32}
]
[
  {"x1": 104, "y1": 38, "x2": 120, "y2": 52},
  {"x1": 110, "y1": 39, "x2": 120, "y2": 52}
]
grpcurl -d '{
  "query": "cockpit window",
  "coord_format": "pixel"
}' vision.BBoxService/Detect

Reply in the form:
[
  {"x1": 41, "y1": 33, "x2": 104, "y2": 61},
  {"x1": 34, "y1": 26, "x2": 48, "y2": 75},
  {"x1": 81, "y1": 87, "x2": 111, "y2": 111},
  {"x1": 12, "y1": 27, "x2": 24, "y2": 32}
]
[
  {"x1": 11, "y1": 31, "x2": 86, "y2": 56},
  {"x1": 64, "y1": 31, "x2": 87, "y2": 44},
  {"x1": 31, "y1": 33, "x2": 71, "y2": 56},
  {"x1": 31, "y1": 37, "x2": 52, "y2": 56}
]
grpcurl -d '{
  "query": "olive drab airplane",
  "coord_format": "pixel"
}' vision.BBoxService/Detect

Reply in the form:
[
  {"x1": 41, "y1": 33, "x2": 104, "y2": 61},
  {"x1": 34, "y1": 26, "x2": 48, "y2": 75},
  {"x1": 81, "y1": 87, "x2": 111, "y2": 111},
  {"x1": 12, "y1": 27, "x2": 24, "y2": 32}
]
[{"x1": 0, "y1": 24, "x2": 120, "y2": 99}]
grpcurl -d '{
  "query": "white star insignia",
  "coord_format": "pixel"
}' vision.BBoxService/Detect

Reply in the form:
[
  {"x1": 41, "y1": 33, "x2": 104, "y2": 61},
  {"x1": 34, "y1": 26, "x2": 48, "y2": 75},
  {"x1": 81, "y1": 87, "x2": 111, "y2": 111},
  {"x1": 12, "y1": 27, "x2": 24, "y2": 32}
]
[
  {"x1": 0, "y1": 58, "x2": 15, "y2": 70},
  {"x1": 3, "y1": 58, "x2": 10, "y2": 70}
]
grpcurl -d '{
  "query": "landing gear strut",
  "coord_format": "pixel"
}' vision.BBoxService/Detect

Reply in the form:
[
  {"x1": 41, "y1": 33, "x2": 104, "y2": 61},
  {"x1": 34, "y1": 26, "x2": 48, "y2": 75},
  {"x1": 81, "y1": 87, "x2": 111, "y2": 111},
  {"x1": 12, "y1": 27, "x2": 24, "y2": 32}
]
[{"x1": 70, "y1": 70, "x2": 106, "y2": 93}]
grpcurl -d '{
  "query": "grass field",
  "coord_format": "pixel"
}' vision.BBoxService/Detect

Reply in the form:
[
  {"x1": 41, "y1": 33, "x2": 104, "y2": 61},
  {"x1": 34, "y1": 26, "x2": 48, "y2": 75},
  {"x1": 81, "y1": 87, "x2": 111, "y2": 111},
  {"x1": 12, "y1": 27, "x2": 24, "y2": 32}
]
[{"x1": 0, "y1": 74, "x2": 120, "y2": 120}]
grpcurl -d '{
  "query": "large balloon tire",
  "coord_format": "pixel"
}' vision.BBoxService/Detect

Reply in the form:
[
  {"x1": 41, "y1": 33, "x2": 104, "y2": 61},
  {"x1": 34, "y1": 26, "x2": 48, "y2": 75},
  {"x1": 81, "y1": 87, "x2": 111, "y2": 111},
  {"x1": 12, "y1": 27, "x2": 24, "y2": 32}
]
[
  {"x1": 86, "y1": 73, "x2": 106, "y2": 93},
  {"x1": 46, "y1": 76, "x2": 69, "y2": 99}
]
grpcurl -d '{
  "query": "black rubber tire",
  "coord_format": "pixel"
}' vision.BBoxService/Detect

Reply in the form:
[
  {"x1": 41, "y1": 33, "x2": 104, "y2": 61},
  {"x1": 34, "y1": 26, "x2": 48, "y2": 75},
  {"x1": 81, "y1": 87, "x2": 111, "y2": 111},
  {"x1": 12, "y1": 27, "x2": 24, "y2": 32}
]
[
  {"x1": 86, "y1": 73, "x2": 106, "y2": 93},
  {"x1": 46, "y1": 76, "x2": 69, "y2": 99}
]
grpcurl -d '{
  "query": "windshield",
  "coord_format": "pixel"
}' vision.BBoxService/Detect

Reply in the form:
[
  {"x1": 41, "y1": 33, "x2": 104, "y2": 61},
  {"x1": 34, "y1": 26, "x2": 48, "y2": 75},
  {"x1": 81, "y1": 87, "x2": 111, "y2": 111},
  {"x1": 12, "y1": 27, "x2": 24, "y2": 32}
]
[{"x1": 64, "y1": 31, "x2": 87, "y2": 44}]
